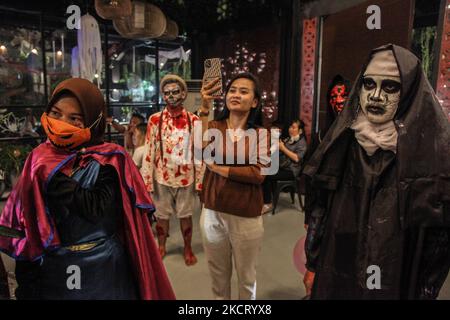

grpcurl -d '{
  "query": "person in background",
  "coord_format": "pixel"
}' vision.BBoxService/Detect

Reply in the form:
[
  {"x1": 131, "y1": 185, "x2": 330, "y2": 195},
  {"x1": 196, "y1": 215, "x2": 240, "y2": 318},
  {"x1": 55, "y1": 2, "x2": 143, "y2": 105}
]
[
  {"x1": 132, "y1": 123, "x2": 147, "y2": 169},
  {"x1": 261, "y1": 119, "x2": 307, "y2": 214},
  {"x1": 198, "y1": 72, "x2": 270, "y2": 300},
  {"x1": 106, "y1": 113, "x2": 145, "y2": 155},
  {"x1": 303, "y1": 44, "x2": 450, "y2": 299},
  {"x1": 302, "y1": 74, "x2": 350, "y2": 297},
  {"x1": 141, "y1": 74, "x2": 203, "y2": 266},
  {"x1": 0, "y1": 78, "x2": 175, "y2": 300},
  {"x1": 303, "y1": 74, "x2": 351, "y2": 226}
]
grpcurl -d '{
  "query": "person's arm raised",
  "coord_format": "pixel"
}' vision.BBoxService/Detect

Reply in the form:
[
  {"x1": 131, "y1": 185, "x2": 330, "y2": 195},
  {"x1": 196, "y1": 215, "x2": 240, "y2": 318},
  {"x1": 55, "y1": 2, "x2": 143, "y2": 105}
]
[{"x1": 198, "y1": 78, "x2": 222, "y2": 148}]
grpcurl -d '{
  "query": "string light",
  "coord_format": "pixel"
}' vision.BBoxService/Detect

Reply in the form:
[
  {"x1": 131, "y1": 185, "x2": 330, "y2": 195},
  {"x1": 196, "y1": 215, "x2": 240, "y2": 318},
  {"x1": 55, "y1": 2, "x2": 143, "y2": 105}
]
[
  {"x1": 31, "y1": 48, "x2": 38, "y2": 55},
  {"x1": 57, "y1": 50, "x2": 63, "y2": 56},
  {"x1": 220, "y1": 44, "x2": 277, "y2": 118},
  {"x1": 224, "y1": 44, "x2": 267, "y2": 76}
]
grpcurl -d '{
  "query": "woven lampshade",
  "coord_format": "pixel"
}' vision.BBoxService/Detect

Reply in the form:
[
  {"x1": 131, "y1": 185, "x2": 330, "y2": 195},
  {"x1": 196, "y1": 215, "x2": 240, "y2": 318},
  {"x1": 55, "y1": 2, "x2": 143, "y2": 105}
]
[
  {"x1": 158, "y1": 18, "x2": 179, "y2": 40},
  {"x1": 95, "y1": 0, "x2": 132, "y2": 20},
  {"x1": 113, "y1": 2, "x2": 167, "y2": 39}
]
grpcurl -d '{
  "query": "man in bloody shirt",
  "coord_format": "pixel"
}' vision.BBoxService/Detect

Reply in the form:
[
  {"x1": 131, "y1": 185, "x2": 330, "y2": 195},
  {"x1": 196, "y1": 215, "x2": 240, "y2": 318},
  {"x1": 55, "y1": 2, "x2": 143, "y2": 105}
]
[{"x1": 141, "y1": 74, "x2": 203, "y2": 266}]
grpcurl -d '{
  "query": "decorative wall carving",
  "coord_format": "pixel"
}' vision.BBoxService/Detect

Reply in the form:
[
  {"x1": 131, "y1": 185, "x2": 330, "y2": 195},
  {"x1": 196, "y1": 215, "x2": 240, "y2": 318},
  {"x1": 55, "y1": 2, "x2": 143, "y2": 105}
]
[
  {"x1": 300, "y1": 18, "x2": 318, "y2": 142},
  {"x1": 436, "y1": 0, "x2": 450, "y2": 121}
]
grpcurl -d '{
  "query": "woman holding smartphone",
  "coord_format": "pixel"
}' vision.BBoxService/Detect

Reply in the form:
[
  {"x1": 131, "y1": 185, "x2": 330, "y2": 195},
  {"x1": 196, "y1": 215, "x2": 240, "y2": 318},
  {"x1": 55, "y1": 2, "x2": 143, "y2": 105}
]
[{"x1": 197, "y1": 72, "x2": 269, "y2": 300}]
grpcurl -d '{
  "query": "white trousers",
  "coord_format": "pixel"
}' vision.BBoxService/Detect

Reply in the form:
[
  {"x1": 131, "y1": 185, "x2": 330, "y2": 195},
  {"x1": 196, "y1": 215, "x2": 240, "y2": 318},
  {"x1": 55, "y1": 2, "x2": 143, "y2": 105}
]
[{"x1": 200, "y1": 207, "x2": 264, "y2": 300}]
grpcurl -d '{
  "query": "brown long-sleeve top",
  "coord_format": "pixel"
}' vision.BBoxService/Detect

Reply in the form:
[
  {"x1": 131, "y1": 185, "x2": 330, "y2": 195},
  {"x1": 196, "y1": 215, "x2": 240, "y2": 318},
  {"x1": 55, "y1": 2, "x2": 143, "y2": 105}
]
[{"x1": 200, "y1": 119, "x2": 270, "y2": 218}]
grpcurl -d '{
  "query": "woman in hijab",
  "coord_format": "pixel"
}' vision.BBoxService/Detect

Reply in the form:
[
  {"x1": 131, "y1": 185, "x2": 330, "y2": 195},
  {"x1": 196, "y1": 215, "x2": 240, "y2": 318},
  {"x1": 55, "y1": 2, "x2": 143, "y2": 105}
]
[
  {"x1": 303, "y1": 44, "x2": 450, "y2": 299},
  {"x1": 0, "y1": 78, "x2": 175, "y2": 300}
]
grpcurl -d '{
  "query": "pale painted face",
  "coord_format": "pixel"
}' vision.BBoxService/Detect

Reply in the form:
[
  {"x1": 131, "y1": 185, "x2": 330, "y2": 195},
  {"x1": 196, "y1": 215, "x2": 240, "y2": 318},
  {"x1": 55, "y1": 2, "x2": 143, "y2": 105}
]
[
  {"x1": 162, "y1": 82, "x2": 186, "y2": 107},
  {"x1": 359, "y1": 75, "x2": 401, "y2": 124}
]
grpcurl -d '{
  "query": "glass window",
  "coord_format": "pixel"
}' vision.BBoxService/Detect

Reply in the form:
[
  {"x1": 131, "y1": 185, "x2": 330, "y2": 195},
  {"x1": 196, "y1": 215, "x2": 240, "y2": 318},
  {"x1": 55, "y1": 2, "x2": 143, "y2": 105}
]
[{"x1": 0, "y1": 10, "x2": 46, "y2": 107}]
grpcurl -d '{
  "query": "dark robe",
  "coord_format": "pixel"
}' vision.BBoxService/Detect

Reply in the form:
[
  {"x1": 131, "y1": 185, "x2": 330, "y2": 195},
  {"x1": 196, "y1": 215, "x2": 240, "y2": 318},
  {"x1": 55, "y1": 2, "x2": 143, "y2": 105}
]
[
  {"x1": 304, "y1": 44, "x2": 450, "y2": 299},
  {"x1": 303, "y1": 75, "x2": 351, "y2": 225},
  {"x1": 15, "y1": 162, "x2": 138, "y2": 300},
  {"x1": 0, "y1": 257, "x2": 9, "y2": 299},
  {"x1": 1, "y1": 78, "x2": 175, "y2": 299},
  {"x1": 0, "y1": 141, "x2": 175, "y2": 300}
]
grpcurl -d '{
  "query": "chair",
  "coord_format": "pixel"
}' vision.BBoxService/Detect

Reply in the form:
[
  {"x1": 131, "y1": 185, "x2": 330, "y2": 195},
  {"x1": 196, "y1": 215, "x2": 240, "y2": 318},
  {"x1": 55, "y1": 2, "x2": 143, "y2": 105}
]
[{"x1": 271, "y1": 175, "x2": 305, "y2": 215}]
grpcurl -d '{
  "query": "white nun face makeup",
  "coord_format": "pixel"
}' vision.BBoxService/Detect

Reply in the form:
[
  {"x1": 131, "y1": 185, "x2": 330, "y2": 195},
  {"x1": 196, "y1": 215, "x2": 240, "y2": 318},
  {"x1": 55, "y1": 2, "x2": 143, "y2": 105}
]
[
  {"x1": 359, "y1": 50, "x2": 401, "y2": 124},
  {"x1": 162, "y1": 82, "x2": 186, "y2": 107},
  {"x1": 360, "y1": 75, "x2": 401, "y2": 123}
]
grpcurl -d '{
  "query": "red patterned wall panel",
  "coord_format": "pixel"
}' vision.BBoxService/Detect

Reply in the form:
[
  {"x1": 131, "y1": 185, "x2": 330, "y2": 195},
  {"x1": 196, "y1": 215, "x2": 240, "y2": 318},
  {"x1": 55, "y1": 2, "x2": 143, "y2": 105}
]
[
  {"x1": 436, "y1": 0, "x2": 450, "y2": 121},
  {"x1": 300, "y1": 18, "x2": 318, "y2": 143}
]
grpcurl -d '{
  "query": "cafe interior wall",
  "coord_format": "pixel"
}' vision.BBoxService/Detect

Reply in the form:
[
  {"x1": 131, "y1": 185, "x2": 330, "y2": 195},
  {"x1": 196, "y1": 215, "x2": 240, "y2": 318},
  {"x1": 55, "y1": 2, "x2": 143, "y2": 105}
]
[
  {"x1": 0, "y1": 1, "x2": 191, "y2": 192},
  {"x1": 0, "y1": 2, "x2": 191, "y2": 141},
  {"x1": 316, "y1": 0, "x2": 414, "y2": 134},
  {"x1": 300, "y1": 0, "x2": 446, "y2": 137},
  {"x1": 199, "y1": 23, "x2": 282, "y2": 127}
]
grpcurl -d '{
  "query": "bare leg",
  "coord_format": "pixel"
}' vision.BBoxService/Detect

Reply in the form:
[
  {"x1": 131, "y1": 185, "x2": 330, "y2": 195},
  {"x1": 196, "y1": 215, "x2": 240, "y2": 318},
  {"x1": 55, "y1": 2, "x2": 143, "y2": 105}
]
[
  {"x1": 156, "y1": 219, "x2": 170, "y2": 259},
  {"x1": 180, "y1": 217, "x2": 197, "y2": 266}
]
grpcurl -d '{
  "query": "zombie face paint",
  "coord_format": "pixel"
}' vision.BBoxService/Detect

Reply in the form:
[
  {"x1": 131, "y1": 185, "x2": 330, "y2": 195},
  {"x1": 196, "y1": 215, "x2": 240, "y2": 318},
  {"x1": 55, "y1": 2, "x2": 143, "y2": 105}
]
[
  {"x1": 162, "y1": 82, "x2": 186, "y2": 107},
  {"x1": 359, "y1": 76, "x2": 401, "y2": 124},
  {"x1": 329, "y1": 84, "x2": 348, "y2": 114}
]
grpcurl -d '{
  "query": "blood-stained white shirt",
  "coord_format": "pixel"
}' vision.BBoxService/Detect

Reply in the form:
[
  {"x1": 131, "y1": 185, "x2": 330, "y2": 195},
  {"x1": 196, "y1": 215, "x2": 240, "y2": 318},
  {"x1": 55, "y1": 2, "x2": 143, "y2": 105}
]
[{"x1": 140, "y1": 108, "x2": 204, "y2": 192}]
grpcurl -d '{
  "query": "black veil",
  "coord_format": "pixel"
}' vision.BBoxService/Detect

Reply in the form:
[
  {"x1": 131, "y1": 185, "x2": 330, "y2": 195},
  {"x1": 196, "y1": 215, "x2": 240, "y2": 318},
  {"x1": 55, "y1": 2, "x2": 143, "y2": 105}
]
[{"x1": 303, "y1": 43, "x2": 450, "y2": 229}]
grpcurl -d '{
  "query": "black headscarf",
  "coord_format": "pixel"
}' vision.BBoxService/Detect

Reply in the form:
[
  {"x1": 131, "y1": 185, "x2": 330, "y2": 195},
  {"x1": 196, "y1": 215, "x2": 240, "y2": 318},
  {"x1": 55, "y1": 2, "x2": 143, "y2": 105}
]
[{"x1": 303, "y1": 43, "x2": 450, "y2": 229}]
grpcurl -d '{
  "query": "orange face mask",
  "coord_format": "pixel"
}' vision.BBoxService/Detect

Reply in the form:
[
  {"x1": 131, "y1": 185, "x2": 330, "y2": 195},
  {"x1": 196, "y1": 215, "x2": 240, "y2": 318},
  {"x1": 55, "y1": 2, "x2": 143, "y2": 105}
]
[{"x1": 41, "y1": 112, "x2": 101, "y2": 150}]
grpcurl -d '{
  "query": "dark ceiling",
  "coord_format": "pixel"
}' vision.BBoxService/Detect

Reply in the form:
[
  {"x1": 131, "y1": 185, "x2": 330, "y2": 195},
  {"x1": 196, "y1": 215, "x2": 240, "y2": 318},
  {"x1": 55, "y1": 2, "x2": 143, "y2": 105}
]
[
  {"x1": 0, "y1": 0, "x2": 443, "y2": 42},
  {"x1": 0, "y1": 0, "x2": 289, "y2": 37},
  {"x1": 414, "y1": 0, "x2": 442, "y2": 28}
]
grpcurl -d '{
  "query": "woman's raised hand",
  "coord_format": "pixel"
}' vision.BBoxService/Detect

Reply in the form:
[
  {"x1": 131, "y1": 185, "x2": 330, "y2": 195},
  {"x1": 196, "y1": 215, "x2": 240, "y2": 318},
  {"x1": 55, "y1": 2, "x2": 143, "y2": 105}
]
[{"x1": 200, "y1": 78, "x2": 222, "y2": 112}]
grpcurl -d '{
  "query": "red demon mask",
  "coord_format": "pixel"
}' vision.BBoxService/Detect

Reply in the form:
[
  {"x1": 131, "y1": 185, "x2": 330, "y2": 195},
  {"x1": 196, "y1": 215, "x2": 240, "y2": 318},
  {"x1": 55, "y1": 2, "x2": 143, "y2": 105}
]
[{"x1": 329, "y1": 84, "x2": 348, "y2": 114}]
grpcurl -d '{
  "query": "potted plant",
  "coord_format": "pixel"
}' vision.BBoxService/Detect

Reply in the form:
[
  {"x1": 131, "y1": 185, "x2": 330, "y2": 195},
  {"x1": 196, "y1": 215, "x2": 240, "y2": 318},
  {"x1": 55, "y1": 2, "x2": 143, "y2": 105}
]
[{"x1": 0, "y1": 143, "x2": 32, "y2": 188}]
